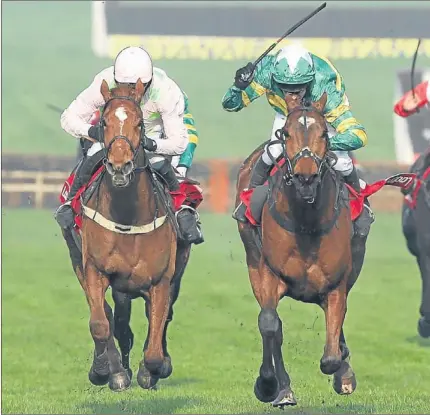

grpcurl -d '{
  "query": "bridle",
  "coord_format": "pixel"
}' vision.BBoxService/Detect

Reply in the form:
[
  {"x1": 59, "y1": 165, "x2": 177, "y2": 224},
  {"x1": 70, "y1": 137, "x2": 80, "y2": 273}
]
[
  {"x1": 98, "y1": 95, "x2": 149, "y2": 173},
  {"x1": 269, "y1": 103, "x2": 334, "y2": 185}
]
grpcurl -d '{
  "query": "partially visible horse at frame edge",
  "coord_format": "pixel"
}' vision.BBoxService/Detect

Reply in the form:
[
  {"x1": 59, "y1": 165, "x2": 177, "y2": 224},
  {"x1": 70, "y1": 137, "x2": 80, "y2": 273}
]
[{"x1": 401, "y1": 150, "x2": 430, "y2": 338}]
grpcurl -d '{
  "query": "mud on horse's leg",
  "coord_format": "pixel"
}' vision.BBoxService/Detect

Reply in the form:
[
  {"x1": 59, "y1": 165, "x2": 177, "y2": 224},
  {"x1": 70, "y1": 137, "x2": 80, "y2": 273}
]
[
  {"x1": 112, "y1": 290, "x2": 134, "y2": 379},
  {"x1": 84, "y1": 262, "x2": 130, "y2": 391},
  {"x1": 320, "y1": 282, "x2": 347, "y2": 375},
  {"x1": 137, "y1": 278, "x2": 171, "y2": 389}
]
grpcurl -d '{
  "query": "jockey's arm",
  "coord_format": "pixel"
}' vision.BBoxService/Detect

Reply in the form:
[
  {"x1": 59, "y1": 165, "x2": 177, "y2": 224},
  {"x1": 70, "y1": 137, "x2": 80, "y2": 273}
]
[
  {"x1": 324, "y1": 86, "x2": 368, "y2": 152},
  {"x1": 221, "y1": 57, "x2": 271, "y2": 112},
  {"x1": 60, "y1": 70, "x2": 108, "y2": 138},
  {"x1": 394, "y1": 80, "x2": 430, "y2": 117},
  {"x1": 177, "y1": 111, "x2": 199, "y2": 172},
  {"x1": 156, "y1": 87, "x2": 189, "y2": 156}
]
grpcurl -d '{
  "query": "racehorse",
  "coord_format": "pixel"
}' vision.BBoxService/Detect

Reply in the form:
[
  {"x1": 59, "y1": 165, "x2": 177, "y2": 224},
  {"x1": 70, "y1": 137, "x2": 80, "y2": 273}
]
[
  {"x1": 401, "y1": 151, "x2": 430, "y2": 338},
  {"x1": 235, "y1": 93, "x2": 368, "y2": 407},
  {"x1": 60, "y1": 79, "x2": 192, "y2": 392}
]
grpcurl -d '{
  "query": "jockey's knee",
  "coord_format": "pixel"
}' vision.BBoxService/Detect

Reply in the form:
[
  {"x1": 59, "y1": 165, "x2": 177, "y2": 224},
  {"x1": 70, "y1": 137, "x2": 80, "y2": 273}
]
[
  {"x1": 150, "y1": 155, "x2": 170, "y2": 172},
  {"x1": 331, "y1": 151, "x2": 353, "y2": 176},
  {"x1": 87, "y1": 142, "x2": 104, "y2": 157},
  {"x1": 262, "y1": 142, "x2": 283, "y2": 166}
]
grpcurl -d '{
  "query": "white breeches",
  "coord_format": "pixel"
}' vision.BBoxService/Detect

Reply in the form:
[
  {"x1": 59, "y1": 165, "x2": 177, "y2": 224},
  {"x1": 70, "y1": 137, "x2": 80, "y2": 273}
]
[{"x1": 261, "y1": 113, "x2": 354, "y2": 177}]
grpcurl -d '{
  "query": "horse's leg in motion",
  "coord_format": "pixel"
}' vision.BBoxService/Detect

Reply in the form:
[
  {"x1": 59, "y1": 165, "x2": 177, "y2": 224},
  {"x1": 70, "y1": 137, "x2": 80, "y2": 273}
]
[
  {"x1": 136, "y1": 278, "x2": 171, "y2": 389},
  {"x1": 112, "y1": 290, "x2": 134, "y2": 379},
  {"x1": 252, "y1": 258, "x2": 296, "y2": 406},
  {"x1": 332, "y1": 328, "x2": 357, "y2": 395},
  {"x1": 85, "y1": 262, "x2": 130, "y2": 391},
  {"x1": 137, "y1": 246, "x2": 189, "y2": 389},
  {"x1": 320, "y1": 282, "x2": 347, "y2": 375},
  {"x1": 416, "y1": 250, "x2": 430, "y2": 338}
]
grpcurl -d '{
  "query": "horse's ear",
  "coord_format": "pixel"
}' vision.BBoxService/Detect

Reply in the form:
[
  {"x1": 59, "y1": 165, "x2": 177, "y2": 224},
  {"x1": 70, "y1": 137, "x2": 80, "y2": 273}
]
[
  {"x1": 100, "y1": 79, "x2": 111, "y2": 102},
  {"x1": 313, "y1": 92, "x2": 327, "y2": 112},
  {"x1": 135, "y1": 78, "x2": 145, "y2": 104},
  {"x1": 285, "y1": 94, "x2": 301, "y2": 112}
]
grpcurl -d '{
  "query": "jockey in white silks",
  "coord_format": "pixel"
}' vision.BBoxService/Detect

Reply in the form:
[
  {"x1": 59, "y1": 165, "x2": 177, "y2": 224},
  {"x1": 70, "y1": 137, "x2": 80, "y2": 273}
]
[{"x1": 54, "y1": 46, "x2": 203, "y2": 245}]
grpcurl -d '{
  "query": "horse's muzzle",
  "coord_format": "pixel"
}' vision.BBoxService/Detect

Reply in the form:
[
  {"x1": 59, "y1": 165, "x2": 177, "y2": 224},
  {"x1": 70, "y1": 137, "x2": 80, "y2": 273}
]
[
  {"x1": 105, "y1": 160, "x2": 134, "y2": 188},
  {"x1": 292, "y1": 173, "x2": 320, "y2": 203}
]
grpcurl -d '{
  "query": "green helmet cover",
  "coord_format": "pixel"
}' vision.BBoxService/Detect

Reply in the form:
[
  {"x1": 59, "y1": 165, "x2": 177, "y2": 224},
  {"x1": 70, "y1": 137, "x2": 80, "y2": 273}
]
[{"x1": 272, "y1": 47, "x2": 315, "y2": 86}]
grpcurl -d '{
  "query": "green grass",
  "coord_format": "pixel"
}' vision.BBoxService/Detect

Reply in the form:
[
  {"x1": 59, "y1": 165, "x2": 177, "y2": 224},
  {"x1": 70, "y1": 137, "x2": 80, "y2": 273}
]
[
  {"x1": 2, "y1": 209, "x2": 430, "y2": 414},
  {"x1": 3, "y1": 1, "x2": 430, "y2": 161}
]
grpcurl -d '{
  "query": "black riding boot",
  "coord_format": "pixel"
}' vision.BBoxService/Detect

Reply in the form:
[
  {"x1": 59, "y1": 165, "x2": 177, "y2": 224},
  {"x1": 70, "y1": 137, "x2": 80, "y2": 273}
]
[
  {"x1": 233, "y1": 156, "x2": 272, "y2": 223},
  {"x1": 152, "y1": 158, "x2": 204, "y2": 245},
  {"x1": 54, "y1": 152, "x2": 104, "y2": 229},
  {"x1": 344, "y1": 166, "x2": 375, "y2": 237}
]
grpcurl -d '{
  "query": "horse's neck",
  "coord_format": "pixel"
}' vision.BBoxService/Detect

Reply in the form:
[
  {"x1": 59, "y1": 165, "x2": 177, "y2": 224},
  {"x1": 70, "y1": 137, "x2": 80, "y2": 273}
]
[
  {"x1": 101, "y1": 170, "x2": 157, "y2": 226},
  {"x1": 278, "y1": 169, "x2": 337, "y2": 228}
]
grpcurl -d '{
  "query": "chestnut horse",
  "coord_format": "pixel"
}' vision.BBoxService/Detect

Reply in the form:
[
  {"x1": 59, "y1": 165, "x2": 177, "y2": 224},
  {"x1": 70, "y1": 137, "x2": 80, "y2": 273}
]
[
  {"x1": 61, "y1": 79, "x2": 191, "y2": 392},
  {"x1": 235, "y1": 93, "x2": 367, "y2": 407}
]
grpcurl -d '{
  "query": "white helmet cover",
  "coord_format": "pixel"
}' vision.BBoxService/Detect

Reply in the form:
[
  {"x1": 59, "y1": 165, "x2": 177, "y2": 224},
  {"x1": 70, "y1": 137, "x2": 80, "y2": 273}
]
[{"x1": 114, "y1": 46, "x2": 153, "y2": 84}]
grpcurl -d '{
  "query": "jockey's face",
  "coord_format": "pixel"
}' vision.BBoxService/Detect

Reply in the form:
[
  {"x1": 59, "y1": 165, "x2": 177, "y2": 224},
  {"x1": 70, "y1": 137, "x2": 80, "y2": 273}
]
[{"x1": 277, "y1": 82, "x2": 309, "y2": 101}]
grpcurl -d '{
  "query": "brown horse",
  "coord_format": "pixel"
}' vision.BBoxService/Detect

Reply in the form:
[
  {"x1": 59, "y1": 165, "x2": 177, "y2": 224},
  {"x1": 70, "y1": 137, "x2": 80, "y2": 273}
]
[
  {"x1": 61, "y1": 79, "x2": 191, "y2": 392},
  {"x1": 235, "y1": 93, "x2": 367, "y2": 407}
]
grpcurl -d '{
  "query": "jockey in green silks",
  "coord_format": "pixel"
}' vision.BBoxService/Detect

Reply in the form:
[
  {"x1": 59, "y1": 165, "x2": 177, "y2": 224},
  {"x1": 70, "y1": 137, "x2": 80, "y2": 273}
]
[{"x1": 222, "y1": 44, "x2": 374, "y2": 237}]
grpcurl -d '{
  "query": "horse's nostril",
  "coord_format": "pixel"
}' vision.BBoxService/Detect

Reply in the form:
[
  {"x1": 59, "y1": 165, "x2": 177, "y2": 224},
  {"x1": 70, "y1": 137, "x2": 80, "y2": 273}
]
[{"x1": 122, "y1": 161, "x2": 134, "y2": 175}]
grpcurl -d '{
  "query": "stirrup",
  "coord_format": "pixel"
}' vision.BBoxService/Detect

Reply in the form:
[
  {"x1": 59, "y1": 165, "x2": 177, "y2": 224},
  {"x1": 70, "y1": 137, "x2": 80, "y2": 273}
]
[{"x1": 175, "y1": 205, "x2": 200, "y2": 222}]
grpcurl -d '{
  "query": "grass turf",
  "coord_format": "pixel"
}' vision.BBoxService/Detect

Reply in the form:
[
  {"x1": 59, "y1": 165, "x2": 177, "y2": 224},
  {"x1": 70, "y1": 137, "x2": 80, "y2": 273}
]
[
  {"x1": 3, "y1": 1, "x2": 430, "y2": 161},
  {"x1": 2, "y1": 209, "x2": 430, "y2": 414}
]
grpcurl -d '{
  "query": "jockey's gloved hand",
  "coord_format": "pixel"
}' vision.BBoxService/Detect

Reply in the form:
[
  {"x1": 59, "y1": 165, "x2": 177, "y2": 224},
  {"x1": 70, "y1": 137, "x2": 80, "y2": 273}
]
[
  {"x1": 88, "y1": 124, "x2": 103, "y2": 141},
  {"x1": 143, "y1": 138, "x2": 157, "y2": 152},
  {"x1": 234, "y1": 62, "x2": 255, "y2": 90}
]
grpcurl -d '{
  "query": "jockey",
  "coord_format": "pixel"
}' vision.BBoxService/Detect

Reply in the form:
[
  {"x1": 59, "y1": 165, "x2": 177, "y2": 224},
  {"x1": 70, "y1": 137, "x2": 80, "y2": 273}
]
[
  {"x1": 55, "y1": 46, "x2": 203, "y2": 245},
  {"x1": 222, "y1": 44, "x2": 374, "y2": 235},
  {"x1": 394, "y1": 79, "x2": 430, "y2": 117}
]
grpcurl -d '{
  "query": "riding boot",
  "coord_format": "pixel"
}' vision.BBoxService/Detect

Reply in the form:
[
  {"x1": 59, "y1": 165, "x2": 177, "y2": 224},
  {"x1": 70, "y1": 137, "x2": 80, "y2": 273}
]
[
  {"x1": 232, "y1": 156, "x2": 272, "y2": 223},
  {"x1": 344, "y1": 166, "x2": 375, "y2": 238},
  {"x1": 152, "y1": 158, "x2": 204, "y2": 245},
  {"x1": 54, "y1": 153, "x2": 104, "y2": 229}
]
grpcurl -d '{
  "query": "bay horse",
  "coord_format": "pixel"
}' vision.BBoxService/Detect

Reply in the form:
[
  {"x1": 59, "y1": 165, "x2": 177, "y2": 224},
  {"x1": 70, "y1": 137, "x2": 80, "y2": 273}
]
[
  {"x1": 235, "y1": 93, "x2": 368, "y2": 407},
  {"x1": 60, "y1": 79, "x2": 191, "y2": 392},
  {"x1": 401, "y1": 151, "x2": 430, "y2": 338}
]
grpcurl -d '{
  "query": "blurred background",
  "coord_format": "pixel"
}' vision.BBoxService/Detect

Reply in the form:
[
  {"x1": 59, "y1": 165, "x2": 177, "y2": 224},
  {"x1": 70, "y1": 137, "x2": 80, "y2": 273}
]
[{"x1": 2, "y1": 2, "x2": 430, "y2": 414}]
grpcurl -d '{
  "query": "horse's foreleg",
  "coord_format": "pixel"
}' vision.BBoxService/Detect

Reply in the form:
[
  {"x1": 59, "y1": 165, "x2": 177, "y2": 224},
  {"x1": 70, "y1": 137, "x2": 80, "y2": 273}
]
[
  {"x1": 84, "y1": 262, "x2": 130, "y2": 391},
  {"x1": 416, "y1": 252, "x2": 430, "y2": 338},
  {"x1": 251, "y1": 260, "x2": 291, "y2": 404},
  {"x1": 332, "y1": 328, "x2": 357, "y2": 395},
  {"x1": 140, "y1": 278, "x2": 171, "y2": 379},
  {"x1": 112, "y1": 289, "x2": 134, "y2": 378},
  {"x1": 271, "y1": 318, "x2": 297, "y2": 408},
  {"x1": 320, "y1": 281, "x2": 347, "y2": 375}
]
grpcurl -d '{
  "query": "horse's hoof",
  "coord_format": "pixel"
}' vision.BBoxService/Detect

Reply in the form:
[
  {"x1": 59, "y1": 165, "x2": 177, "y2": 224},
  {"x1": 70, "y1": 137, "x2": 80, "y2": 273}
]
[
  {"x1": 333, "y1": 360, "x2": 357, "y2": 395},
  {"x1": 418, "y1": 317, "x2": 430, "y2": 338},
  {"x1": 137, "y1": 365, "x2": 159, "y2": 390},
  {"x1": 159, "y1": 356, "x2": 173, "y2": 379},
  {"x1": 254, "y1": 376, "x2": 279, "y2": 403},
  {"x1": 88, "y1": 368, "x2": 109, "y2": 386},
  {"x1": 271, "y1": 388, "x2": 297, "y2": 408},
  {"x1": 109, "y1": 371, "x2": 131, "y2": 392},
  {"x1": 320, "y1": 355, "x2": 342, "y2": 375}
]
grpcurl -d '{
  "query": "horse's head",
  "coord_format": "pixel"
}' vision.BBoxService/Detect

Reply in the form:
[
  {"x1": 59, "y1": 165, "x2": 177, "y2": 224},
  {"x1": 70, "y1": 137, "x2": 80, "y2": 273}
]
[
  {"x1": 277, "y1": 93, "x2": 329, "y2": 203},
  {"x1": 99, "y1": 79, "x2": 146, "y2": 188}
]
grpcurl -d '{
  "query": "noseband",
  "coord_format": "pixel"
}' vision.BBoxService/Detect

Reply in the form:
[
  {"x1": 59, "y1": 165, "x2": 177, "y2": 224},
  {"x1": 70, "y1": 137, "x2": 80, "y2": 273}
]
[{"x1": 269, "y1": 104, "x2": 333, "y2": 184}]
